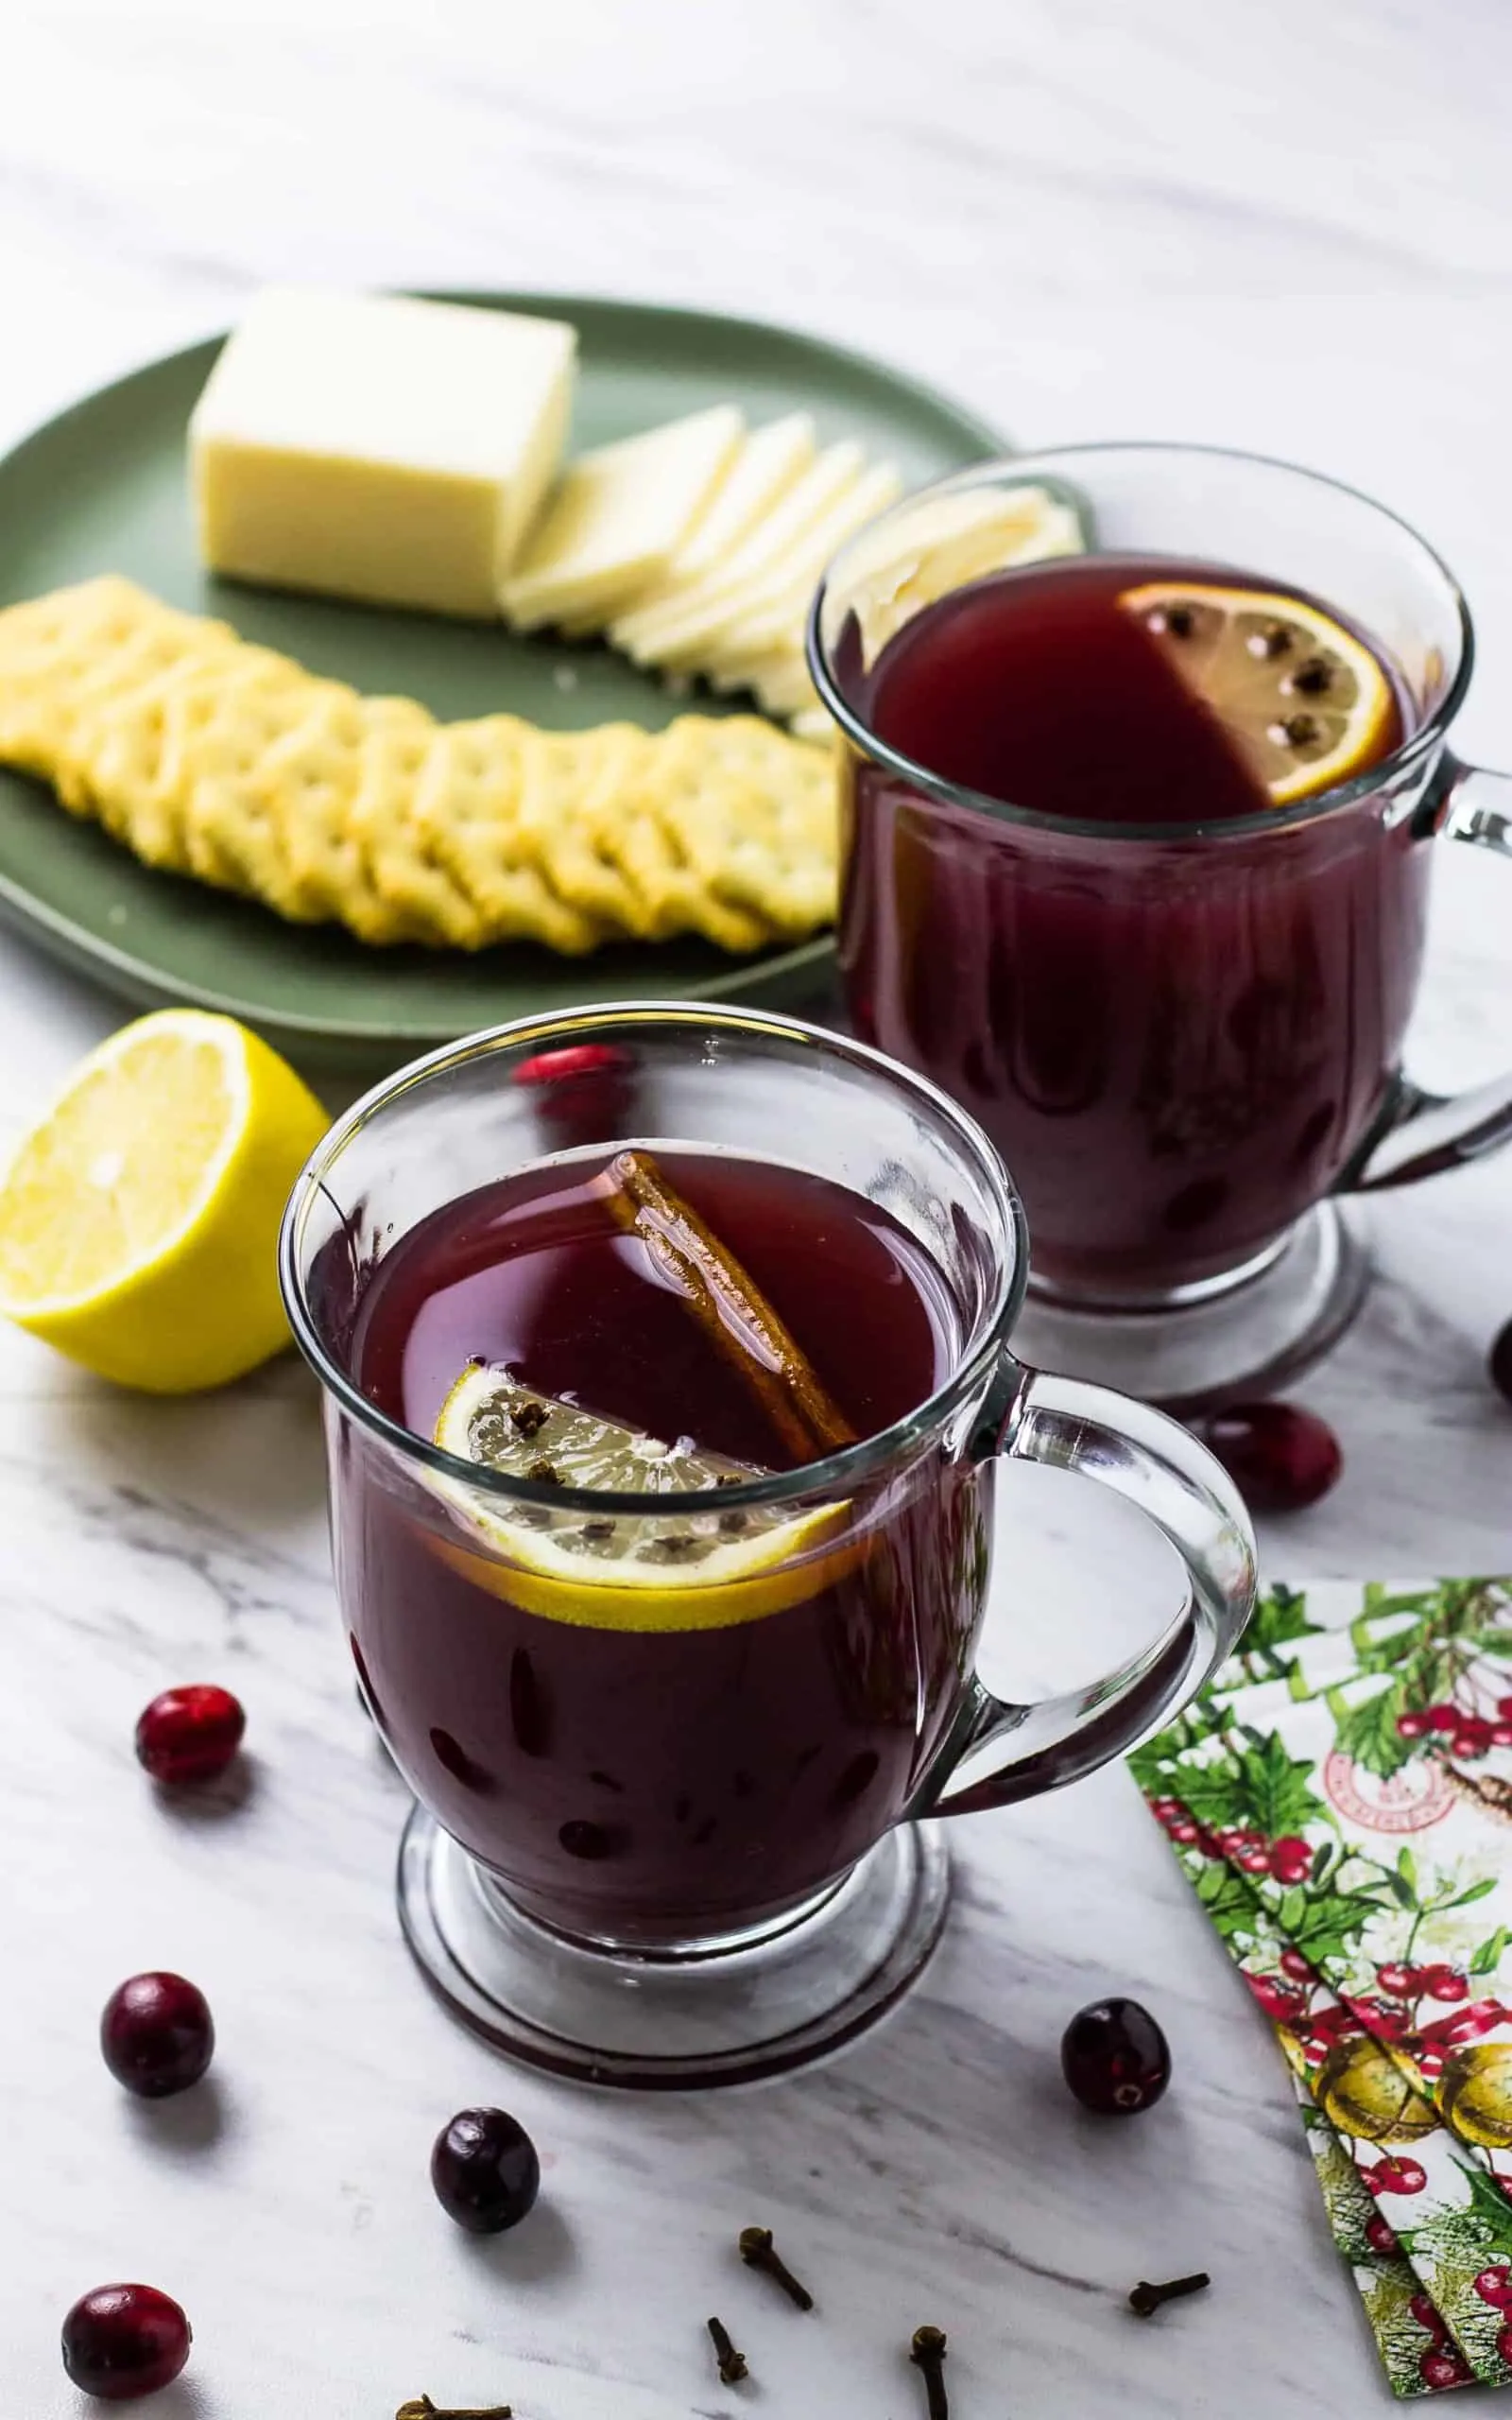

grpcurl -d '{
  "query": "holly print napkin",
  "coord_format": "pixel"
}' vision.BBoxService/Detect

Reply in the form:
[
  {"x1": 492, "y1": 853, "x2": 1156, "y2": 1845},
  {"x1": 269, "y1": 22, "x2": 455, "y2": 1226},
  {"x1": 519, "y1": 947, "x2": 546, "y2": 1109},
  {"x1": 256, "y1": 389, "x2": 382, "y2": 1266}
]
[{"x1": 1134, "y1": 1577, "x2": 1512, "y2": 2397}]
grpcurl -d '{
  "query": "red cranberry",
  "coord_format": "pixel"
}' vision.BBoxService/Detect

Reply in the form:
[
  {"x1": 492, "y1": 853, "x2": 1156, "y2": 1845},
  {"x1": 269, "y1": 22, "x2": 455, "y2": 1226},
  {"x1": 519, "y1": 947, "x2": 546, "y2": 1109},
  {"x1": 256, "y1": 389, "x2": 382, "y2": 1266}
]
[
  {"x1": 1237, "y1": 1846, "x2": 1272, "y2": 1875},
  {"x1": 1488, "y1": 1319, "x2": 1512, "y2": 1404},
  {"x1": 1493, "y1": 1724, "x2": 1512, "y2": 1749},
  {"x1": 100, "y1": 1972, "x2": 214, "y2": 2099},
  {"x1": 1420, "y1": 2346, "x2": 1470, "y2": 2389},
  {"x1": 1377, "y1": 1962, "x2": 1417, "y2": 1998},
  {"x1": 1498, "y1": 1695, "x2": 1512, "y2": 1723},
  {"x1": 1364, "y1": 2214, "x2": 1400, "y2": 2256},
  {"x1": 1167, "y1": 1819, "x2": 1199, "y2": 1844},
  {"x1": 1473, "y1": 2266, "x2": 1512, "y2": 2309},
  {"x1": 510, "y1": 1044, "x2": 637, "y2": 1143},
  {"x1": 1267, "y1": 1835, "x2": 1314, "y2": 1885},
  {"x1": 1060, "y1": 1996, "x2": 1171, "y2": 2117},
  {"x1": 1280, "y1": 1947, "x2": 1313, "y2": 1982},
  {"x1": 1396, "y1": 1710, "x2": 1433, "y2": 1738},
  {"x1": 1427, "y1": 1703, "x2": 1463, "y2": 1735},
  {"x1": 1409, "y1": 2289, "x2": 1448, "y2": 2338},
  {"x1": 1199, "y1": 1401, "x2": 1342, "y2": 1513},
  {"x1": 61, "y1": 2283, "x2": 190, "y2": 2400},
  {"x1": 430, "y1": 2107, "x2": 541, "y2": 2234},
  {"x1": 134, "y1": 1685, "x2": 245, "y2": 1785},
  {"x1": 1374, "y1": 2155, "x2": 1428, "y2": 2196}
]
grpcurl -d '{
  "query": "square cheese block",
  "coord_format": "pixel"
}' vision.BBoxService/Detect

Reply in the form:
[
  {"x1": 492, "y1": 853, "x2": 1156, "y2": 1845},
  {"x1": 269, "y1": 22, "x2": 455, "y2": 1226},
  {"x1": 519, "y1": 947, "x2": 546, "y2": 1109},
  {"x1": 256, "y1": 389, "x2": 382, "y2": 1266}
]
[
  {"x1": 190, "y1": 287, "x2": 577, "y2": 619},
  {"x1": 501, "y1": 405, "x2": 746, "y2": 631}
]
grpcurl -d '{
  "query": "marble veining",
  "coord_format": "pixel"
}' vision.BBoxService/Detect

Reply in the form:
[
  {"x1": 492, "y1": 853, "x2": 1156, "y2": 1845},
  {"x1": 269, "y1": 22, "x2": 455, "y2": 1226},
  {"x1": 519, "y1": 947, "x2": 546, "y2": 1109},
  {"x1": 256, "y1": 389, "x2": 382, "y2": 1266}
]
[{"x1": 2, "y1": 4, "x2": 1511, "y2": 2411}]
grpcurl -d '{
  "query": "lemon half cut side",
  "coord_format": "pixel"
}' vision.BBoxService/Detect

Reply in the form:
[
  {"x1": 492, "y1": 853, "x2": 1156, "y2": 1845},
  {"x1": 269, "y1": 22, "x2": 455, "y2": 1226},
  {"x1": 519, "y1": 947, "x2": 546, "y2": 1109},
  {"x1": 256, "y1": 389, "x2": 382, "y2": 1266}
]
[{"x1": 0, "y1": 1008, "x2": 328, "y2": 1392}]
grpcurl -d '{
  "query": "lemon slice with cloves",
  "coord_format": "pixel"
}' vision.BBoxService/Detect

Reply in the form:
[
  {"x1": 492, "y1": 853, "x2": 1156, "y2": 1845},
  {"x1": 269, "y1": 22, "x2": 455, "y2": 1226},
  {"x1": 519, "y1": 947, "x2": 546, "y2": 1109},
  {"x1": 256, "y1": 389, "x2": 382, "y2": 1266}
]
[
  {"x1": 431, "y1": 1364, "x2": 850, "y2": 1632},
  {"x1": 1119, "y1": 580, "x2": 1397, "y2": 806}
]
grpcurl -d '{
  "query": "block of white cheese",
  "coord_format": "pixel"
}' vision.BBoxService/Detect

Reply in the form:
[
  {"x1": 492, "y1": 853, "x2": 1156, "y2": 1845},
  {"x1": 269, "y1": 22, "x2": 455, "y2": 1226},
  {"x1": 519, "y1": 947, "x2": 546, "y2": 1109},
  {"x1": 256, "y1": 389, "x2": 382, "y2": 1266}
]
[
  {"x1": 501, "y1": 405, "x2": 745, "y2": 631},
  {"x1": 190, "y1": 286, "x2": 577, "y2": 619}
]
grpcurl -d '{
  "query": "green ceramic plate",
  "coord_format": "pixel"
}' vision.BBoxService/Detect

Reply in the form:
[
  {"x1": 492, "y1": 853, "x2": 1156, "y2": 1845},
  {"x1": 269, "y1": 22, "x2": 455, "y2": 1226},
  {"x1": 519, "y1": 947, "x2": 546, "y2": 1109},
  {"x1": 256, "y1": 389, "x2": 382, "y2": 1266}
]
[{"x1": 0, "y1": 292, "x2": 1004, "y2": 1069}]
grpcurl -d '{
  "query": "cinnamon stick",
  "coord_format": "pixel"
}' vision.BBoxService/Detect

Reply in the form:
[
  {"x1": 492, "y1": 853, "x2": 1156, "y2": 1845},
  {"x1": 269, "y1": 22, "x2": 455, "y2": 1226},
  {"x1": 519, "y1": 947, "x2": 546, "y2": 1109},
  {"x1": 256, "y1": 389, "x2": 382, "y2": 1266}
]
[{"x1": 593, "y1": 1150, "x2": 855, "y2": 1462}]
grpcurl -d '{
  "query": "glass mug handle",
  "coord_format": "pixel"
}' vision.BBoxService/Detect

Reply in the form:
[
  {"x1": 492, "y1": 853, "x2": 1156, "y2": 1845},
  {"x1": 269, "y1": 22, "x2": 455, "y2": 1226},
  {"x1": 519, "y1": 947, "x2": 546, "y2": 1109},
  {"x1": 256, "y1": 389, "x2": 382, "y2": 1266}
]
[
  {"x1": 920, "y1": 1361, "x2": 1256, "y2": 1817},
  {"x1": 1347, "y1": 761, "x2": 1512, "y2": 1189}
]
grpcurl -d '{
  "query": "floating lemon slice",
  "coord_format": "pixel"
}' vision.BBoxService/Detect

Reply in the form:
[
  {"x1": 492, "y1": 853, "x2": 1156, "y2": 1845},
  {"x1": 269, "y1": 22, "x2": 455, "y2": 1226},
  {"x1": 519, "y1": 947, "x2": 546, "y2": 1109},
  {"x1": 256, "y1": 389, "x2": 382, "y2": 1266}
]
[
  {"x1": 431, "y1": 1363, "x2": 852, "y2": 1633},
  {"x1": 1119, "y1": 580, "x2": 1396, "y2": 806},
  {"x1": 0, "y1": 1009, "x2": 327, "y2": 1392}
]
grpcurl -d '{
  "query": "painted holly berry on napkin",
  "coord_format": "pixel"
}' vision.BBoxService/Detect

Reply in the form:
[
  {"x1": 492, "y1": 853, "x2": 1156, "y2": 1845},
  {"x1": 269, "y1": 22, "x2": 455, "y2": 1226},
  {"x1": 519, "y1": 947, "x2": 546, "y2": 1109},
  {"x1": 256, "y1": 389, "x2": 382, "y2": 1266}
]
[{"x1": 1134, "y1": 1576, "x2": 1512, "y2": 2396}]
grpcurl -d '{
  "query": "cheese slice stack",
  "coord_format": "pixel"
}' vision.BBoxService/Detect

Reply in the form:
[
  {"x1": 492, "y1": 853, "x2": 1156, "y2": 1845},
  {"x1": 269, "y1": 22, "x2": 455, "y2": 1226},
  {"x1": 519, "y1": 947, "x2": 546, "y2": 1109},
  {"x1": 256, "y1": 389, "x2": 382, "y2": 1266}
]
[
  {"x1": 501, "y1": 405, "x2": 746, "y2": 631},
  {"x1": 520, "y1": 416, "x2": 907, "y2": 729}
]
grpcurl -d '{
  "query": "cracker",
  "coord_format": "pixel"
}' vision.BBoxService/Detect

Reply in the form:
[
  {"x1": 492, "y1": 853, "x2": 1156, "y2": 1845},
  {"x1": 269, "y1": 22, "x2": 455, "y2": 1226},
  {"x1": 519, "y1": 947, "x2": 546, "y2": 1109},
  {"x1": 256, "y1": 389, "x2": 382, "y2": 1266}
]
[
  {"x1": 411, "y1": 717, "x2": 606, "y2": 955},
  {"x1": 347, "y1": 717, "x2": 492, "y2": 948},
  {"x1": 511, "y1": 724, "x2": 663, "y2": 937},
  {"x1": 642, "y1": 717, "x2": 836, "y2": 935}
]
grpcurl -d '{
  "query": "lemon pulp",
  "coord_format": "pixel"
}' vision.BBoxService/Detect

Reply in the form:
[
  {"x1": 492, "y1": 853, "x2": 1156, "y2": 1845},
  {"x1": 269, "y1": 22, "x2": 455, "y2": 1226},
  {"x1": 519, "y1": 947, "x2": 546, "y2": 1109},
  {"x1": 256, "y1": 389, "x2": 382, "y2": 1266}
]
[{"x1": 1119, "y1": 580, "x2": 1396, "y2": 806}]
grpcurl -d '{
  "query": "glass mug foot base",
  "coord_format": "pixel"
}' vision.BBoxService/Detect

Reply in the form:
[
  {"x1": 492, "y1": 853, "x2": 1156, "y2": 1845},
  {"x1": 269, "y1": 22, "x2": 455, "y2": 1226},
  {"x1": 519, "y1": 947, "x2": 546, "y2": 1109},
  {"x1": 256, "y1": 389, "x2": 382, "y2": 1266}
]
[
  {"x1": 397, "y1": 1804, "x2": 953, "y2": 2090},
  {"x1": 1011, "y1": 1201, "x2": 1371, "y2": 1415}
]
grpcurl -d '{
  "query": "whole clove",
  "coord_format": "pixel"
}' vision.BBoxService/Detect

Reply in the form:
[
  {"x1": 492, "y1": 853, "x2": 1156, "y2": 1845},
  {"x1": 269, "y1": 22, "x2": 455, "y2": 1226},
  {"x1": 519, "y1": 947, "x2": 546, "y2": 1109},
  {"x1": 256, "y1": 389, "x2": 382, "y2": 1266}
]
[
  {"x1": 1128, "y1": 2272, "x2": 1211, "y2": 2318},
  {"x1": 910, "y1": 2325, "x2": 949, "y2": 2420},
  {"x1": 738, "y1": 2223, "x2": 815, "y2": 2310},
  {"x1": 707, "y1": 2314, "x2": 748, "y2": 2384}
]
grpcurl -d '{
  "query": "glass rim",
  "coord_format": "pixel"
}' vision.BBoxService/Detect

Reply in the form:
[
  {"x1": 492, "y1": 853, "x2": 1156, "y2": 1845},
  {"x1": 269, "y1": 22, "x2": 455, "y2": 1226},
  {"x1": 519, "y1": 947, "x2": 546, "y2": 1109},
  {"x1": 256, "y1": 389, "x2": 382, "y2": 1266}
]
[
  {"x1": 278, "y1": 1001, "x2": 1032, "y2": 1516},
  {"x1": 805, "y1": 438, "x2": 1476, "y2": 844}
]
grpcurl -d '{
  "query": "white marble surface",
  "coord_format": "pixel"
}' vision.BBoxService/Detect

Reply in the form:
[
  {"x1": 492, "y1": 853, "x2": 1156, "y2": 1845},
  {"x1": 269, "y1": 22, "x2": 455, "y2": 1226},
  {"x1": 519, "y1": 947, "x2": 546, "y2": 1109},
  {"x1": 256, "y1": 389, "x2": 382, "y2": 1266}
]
[{"x1": 3, "y1": 5, "x2": 1512, "y2": 2413}]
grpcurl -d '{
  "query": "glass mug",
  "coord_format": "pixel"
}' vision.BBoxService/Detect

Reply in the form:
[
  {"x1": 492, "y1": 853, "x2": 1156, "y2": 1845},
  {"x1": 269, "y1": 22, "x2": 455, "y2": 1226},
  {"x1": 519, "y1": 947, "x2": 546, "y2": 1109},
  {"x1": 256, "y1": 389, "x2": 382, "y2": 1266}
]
[
  {"x1": 281, "y1": 1005, "x2": 1254, "y2": 2089},
  {"x1": 811, "y1": 444, "x2": 1512, "y2": 1407}
]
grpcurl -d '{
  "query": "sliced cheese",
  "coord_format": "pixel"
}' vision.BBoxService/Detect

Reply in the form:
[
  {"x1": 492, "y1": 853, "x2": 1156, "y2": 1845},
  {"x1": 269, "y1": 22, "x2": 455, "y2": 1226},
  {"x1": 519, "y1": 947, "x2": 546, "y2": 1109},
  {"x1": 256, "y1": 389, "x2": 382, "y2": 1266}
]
[
  {"x1": 190, "y1": 286, "x2": 577, "y2": 619},
  {"x1": 608, "y1": 412, "x2": 817, "y2": 633},
  {"x1": 647, "y1": 460, "x2": 905, "y2": 677},
  {"x1": 840, "y1": 483, "x2": 1084, "y2": 659},
  {"x1": 501, "y1": 405, "x2": 745, "y2": 631},
  {"x1": 615, "y1": 440, "x2": 868, "y2": 662}
]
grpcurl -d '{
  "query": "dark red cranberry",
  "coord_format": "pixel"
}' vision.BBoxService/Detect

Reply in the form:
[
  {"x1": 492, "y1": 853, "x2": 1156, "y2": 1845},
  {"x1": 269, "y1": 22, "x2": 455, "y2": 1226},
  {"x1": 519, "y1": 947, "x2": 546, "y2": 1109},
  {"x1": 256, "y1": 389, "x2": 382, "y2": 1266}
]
[
  {"x1": 1364, "y1": 2213, "x2": 1400, "y2": 2256},
  {"x1": 100, "y1": 1972, "x2": 214, "y2": 2099},
  {"x1": 1409, "y1": 2290, "x2": 1447, "y2": 2338},
  {"x1": 1395, "y1": 1710, "x2": 1433, "y2": 1738},
  {"x1": 1473, "y1": 2265, "x2": 1512, "y2": 2310},
  {"x1": 1488, "y1": 1320, "x2": 1512, "y2": 1404},
  {"x1": 134, "y1": 1685, "x2": 245, "y2": 1785},
  {"x1": 430, "y1": 2106, "x2": 541, "y2": 2234},
  {"x1": 1060, "y1": 1996, "x2": 1171, "y2": 2117},
  {"x1": 1427, "y1": 1703, "x2": 1463, "y2": 1735},
  {"x1": 61, "y1": 2284, "x2": 191, "y2": 2400},
  {"x1": 511, "y1": 1044, "x2": 637, "y2": 1143},
  {"x1": 1201, "y1": 1400, "x2": 1343, "y2": 1512},
  {"x1": 1377, "y1": 1962, "x2": 1417, "y2": 1998},
  {"x1": 1420, "y1": 2346, "x2": 1469, "y2": 2389},
  {"x1": 1279, "y1": 1947, "x2": 1313, "y2": 1982}
]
